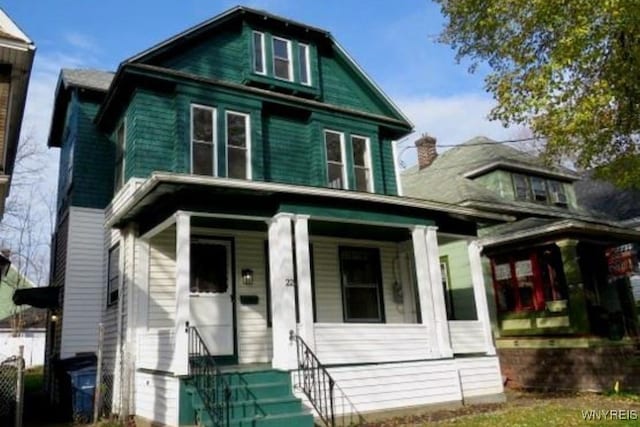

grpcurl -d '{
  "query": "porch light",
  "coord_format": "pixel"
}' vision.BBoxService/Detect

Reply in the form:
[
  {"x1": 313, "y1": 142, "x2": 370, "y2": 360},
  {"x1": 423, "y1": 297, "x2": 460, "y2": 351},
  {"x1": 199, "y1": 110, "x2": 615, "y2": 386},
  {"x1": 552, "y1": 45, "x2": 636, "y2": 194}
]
[
  {"x1": 242, "y1": 268, "x2": 254, "y2": 286},
  {"x1": 50, "y1": 314, "x2": 59, "y2": 322}
]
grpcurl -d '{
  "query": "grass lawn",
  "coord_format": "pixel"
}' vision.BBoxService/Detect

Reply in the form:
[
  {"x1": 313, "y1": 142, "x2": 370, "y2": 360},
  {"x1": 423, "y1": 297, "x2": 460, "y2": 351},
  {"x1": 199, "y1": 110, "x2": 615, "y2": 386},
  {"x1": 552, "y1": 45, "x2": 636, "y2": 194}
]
[{"x1": 365, "y1": 391, "x2": 640, "y2": 426}]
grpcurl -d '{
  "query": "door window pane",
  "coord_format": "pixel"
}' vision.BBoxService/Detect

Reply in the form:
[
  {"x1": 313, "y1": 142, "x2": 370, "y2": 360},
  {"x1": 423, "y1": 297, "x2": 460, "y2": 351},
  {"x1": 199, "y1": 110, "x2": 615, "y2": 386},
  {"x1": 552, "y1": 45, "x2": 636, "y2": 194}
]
[{"x1": 191, "y1": 243, "x2": 228, "y2": 293}]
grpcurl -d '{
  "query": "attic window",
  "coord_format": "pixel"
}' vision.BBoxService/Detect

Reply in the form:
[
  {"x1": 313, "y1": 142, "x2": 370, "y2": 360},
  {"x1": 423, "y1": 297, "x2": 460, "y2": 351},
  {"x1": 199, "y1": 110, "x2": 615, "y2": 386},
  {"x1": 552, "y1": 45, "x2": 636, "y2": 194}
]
[
  {"x1": 531, "y1": 177, "x2": 547, "y2": 202},
  {"x1": 298, "y1": 43, "x2": 311, "y2": 85},
  {"x1": 253, "y1": 32, "x2": 266, "y2": 75},
  {"x1": 513, "y1": 174, "x2": 530, "y2": 201},
  {"x1": 272, "y1": 37, "x2": 292, "y2": 81}
]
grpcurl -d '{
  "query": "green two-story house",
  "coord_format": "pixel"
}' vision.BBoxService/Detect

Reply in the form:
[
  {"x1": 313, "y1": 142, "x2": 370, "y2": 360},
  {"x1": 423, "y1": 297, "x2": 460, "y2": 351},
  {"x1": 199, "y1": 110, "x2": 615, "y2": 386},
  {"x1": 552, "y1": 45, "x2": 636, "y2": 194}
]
[
  {"x1": 44, "y1": 7, "x2": 508, "y2": 426},
  {"x1": 403, "y1": 136, "x2": 640, "y2": 393}
]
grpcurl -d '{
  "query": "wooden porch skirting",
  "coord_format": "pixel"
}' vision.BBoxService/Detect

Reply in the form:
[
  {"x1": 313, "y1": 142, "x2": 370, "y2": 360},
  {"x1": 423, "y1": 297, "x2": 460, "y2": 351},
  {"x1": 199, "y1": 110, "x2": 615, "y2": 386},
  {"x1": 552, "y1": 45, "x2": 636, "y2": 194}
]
[{"x1": 498, "y1": 344, "x2": 640, "y2": 392}]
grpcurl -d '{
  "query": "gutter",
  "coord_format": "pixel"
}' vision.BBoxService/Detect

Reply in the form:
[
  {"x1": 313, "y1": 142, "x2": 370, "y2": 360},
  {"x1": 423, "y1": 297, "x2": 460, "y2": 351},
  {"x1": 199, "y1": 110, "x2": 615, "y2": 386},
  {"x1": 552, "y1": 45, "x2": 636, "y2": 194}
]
[{"x1": 106, "y1": 173, "x2": 514, "y2": 228}]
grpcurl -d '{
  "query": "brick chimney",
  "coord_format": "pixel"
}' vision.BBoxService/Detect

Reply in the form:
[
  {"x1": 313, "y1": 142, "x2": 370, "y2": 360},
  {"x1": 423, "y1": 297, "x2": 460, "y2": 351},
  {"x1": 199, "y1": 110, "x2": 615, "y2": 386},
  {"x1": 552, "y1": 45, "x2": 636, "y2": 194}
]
[{"x1": 415, "y1": 134, "x2": 437, "y2": 170}]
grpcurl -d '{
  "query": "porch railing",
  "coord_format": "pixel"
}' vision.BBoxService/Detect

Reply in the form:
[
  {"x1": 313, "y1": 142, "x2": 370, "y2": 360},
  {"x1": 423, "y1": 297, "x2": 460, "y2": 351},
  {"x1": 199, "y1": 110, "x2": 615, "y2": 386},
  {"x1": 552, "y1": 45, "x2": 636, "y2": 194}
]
[
  {"x1": 290, "y1": 331, "x2": 365, "y2": 427},
  {"x1": 188, "y1": 325, "x2": 231, "y2": 427}
]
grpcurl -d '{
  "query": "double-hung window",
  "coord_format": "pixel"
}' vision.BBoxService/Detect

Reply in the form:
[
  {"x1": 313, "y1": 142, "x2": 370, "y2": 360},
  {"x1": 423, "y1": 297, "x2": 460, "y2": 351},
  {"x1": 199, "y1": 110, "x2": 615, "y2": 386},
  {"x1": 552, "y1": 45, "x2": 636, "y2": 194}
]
[
  {"x1": 114, "y1": 121, "x2": 126, "y2": 193},
  {"x1": 340, "y1": 247, "x2": 384, "y2": 322},
  {"x1": 107, "y1": 244, "x2": 120, "y2": 306},
  {"x1": 351, "y1": 135, "x2": 372, "y2": 192},
  {"x1": 298, "y1": 43, "x2": 311, "y2": 85},
  {"x1": 530, "y1": 176, "x2": 548, "y2": 202},
  {"x1": 272, "y1": 37, "x2": 293, "y2": 81},
  {"x1": 226, "y1": 111, "x2": 251, "y2": 179},
  {"x1": 325, "y1": 130, "x2": 347, "y2": 189},
  {"x1": 191, "y1": 105, "x2": 216, "y2": 176},
  {"x1": 513, "y1": 174, "x2": 530, "y2": 201},
  {"x1": 253, "y1": 32, "x2": 266, "y2": 75}
]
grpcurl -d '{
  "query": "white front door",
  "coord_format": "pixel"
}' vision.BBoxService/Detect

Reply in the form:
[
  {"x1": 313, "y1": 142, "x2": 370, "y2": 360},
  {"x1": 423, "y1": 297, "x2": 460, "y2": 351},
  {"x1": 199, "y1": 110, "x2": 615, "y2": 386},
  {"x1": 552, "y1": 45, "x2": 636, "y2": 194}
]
[{"x1": 189, "y1": 239, "x2": 234, "y2": 356}]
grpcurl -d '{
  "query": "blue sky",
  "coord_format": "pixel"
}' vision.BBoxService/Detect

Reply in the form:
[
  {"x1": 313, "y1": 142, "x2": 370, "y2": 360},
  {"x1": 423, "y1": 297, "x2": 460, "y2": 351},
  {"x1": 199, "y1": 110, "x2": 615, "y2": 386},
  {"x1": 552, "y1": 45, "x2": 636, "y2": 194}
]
[{"x1": 4, "y1": 0, "x2": 514, "y2": 177}]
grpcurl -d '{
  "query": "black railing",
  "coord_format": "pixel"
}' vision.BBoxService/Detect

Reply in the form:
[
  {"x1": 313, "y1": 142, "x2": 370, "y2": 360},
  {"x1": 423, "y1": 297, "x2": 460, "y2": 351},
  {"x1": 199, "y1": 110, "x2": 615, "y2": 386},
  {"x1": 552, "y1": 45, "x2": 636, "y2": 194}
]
[
  {"x1": 290, "y1": 331, "x2": 365, "y2": 427},
  {"x1": 188, "y1": 325, "x2": 232, "y2": 427}
]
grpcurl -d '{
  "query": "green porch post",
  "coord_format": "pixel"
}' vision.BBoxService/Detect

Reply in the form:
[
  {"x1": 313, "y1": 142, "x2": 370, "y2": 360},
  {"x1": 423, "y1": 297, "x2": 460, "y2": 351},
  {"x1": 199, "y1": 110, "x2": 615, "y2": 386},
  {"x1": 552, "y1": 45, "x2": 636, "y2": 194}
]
[{"x1": 557, "y1": 239, "x2": 590, "y2": 334}]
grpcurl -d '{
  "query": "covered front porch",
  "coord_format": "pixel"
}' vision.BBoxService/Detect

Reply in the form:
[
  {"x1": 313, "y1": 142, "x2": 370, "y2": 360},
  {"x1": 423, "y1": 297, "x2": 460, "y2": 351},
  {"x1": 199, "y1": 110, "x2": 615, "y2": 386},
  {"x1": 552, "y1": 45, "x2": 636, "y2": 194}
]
[{"x1": 107, "y1": 174, "x2": 507, "y2": 420}]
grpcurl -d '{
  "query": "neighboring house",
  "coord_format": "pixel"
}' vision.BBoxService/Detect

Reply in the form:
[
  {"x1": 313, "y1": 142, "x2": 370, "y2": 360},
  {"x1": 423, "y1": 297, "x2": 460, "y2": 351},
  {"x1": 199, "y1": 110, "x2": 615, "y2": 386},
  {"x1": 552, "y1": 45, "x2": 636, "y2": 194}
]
[
  {"x1": 0, "y1": 266, "x2": 46, "y2": 367},
  {"x1": 0, "y1": 9, "x2": 36, "y2": 278},
  {"x1": 403, "y1": 136, "x2": 640, "y2": 392},
  {"x1": 41, "y1": 7, "x2": 507, "y2": 426}
]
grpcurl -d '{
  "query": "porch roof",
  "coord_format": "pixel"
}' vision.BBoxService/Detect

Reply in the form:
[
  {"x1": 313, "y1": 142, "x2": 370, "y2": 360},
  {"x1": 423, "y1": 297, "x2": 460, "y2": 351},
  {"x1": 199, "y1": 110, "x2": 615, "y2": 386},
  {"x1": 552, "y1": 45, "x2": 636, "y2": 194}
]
[
  {"x1": 480, "y1": 217, "x2": 640, "y2": 249},
  {"x1": 106, "y1": 173, "x2": 513, "y2": 234}
]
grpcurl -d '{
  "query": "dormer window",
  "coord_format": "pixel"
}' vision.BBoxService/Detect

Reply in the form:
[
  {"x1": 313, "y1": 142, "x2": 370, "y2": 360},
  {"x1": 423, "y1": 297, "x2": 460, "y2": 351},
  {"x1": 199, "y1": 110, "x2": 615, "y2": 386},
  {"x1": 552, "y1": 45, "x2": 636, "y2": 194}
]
[
  {"x1": 253, "y1": 32, "x2": 266, "y2": 75},
  {"x1": 513, "y1": 174, "x2": 530, "y2": 201},
  {"x1": 298, "y1": 43, "x2": 311, "y2": 86},
  {"x1": 272, "y1": 37, "x2": 292, "y2": 81},
  {"x1": 530, "y1": 177, "x2": 547, "y2": 202},
  {"x1": 548, "y1": 181, "x2": 568, "y2": 206}
]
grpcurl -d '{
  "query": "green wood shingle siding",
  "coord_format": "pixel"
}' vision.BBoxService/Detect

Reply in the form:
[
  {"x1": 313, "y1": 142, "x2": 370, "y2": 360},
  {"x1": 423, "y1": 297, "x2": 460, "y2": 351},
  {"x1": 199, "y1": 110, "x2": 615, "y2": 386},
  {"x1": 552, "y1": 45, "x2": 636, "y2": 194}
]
[
  {"x1": 155, "y1": 25, "x2": 246, "y2": 85},
  {"x1": 263, "y1": 113, "x2": 311, "y2": 185},
  {"x1": 123, "y1": 89, "x2": 177, "y2": 180},
  {"x1": 58, "y1": 93, "x2": 114, "y2": 210}
]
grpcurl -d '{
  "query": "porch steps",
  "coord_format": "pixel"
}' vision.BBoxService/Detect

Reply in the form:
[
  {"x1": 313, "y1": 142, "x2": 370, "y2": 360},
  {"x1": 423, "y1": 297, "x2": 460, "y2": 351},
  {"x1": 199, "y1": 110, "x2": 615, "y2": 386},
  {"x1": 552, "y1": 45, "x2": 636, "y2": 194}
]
[{"x1": 184, "y1": 368, "x2": 313, "y2": 427}]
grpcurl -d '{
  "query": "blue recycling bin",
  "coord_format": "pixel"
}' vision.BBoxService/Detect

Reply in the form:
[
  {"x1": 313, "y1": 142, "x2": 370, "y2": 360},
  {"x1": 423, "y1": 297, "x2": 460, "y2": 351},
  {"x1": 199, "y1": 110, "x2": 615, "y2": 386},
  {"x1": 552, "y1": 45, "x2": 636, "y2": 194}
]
[{"x1": 69, "y1": 366, "x2": 96, "y2": 421}]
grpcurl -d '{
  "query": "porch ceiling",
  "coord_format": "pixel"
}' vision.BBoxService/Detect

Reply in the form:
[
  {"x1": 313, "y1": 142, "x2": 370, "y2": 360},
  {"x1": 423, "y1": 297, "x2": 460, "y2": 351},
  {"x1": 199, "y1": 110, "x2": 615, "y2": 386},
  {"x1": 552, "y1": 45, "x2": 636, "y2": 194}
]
[{"x1": 110, "y1": 173, "x2": 509, "y2": 236}]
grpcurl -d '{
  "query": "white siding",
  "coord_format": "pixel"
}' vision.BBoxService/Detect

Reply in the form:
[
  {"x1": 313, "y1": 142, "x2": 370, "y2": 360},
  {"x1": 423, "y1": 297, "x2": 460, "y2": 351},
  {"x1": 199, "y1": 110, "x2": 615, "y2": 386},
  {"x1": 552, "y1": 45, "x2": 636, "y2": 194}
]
[
  {"x1": 0, "y1": 330, "x2": 45, "y2": 367},
  {"x1": 314, "y1": 323, "x2": 431, "y2": 364},
  {"x1": 148, "y1": 226, "x2": 176, "y2": 329},
  {"x1": 233, "y1": 232, "x2": 271, "y2": 364},
  {"x1": 136, "y1": 330, "x2": 175, "y2": 372},
  {"x1": 312, "y1": 238, "x2": 407, "y2": 324},
  {"x1": 102, "y1": 228, "x2": 120, "y2": 374},
  {"x1": 294, "y1": 360, "x2": 462, "y2": 415},
  {"x1": 60, "y1": 207, "x2": 105, "y2": 358},
  {"x1": 455, "y1": 356, "x2": 504, "y2": 399},
  {"x1": 449, "y1": 321, "x2": 488, "y2": 354},
  {"x1": 134, "y1": 371, "x2": 178, "y2": 426}
]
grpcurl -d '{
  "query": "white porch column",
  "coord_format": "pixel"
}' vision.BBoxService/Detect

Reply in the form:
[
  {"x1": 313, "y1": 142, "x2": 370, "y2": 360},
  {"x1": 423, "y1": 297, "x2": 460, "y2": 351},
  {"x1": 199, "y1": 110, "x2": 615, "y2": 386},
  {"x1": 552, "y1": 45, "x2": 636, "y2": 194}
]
[
  {"x1": 426, "y1": 226, "x2": 453, "y2": 358},
  {"x1": 173, "y1": 212, "x2": 191, "y2": 376},
  {"x1": 468, "y1": 240, "x2": 496, "y2": 355},
  {"x1": 268, "y1": 213, "x2": 297, "y2": 370},
  {"x1": 294, "y1": 215, "x2": 315, "y2": 351},
  {"x1": 411, "y1": 226, "x2": 438, "y2": 358}
]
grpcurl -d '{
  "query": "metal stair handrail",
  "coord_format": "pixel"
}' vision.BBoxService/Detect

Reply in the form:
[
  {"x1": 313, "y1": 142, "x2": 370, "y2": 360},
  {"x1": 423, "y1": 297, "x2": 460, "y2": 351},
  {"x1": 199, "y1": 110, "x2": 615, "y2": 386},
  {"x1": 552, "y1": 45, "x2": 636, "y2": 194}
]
[
  {"x1": 188, "y1": 325, "x2": 232, "y2": 427},
  {"x1": 290, "y1": 331, "x2": 365, "y2": 427}
]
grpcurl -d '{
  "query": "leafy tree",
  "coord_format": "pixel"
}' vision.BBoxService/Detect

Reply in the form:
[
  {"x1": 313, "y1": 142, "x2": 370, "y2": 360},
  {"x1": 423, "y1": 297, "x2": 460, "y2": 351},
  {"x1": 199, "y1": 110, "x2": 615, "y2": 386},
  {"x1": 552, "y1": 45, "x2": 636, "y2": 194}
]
[{"x1": 436, "y1": 0, "x2": 640, "y2": 187}]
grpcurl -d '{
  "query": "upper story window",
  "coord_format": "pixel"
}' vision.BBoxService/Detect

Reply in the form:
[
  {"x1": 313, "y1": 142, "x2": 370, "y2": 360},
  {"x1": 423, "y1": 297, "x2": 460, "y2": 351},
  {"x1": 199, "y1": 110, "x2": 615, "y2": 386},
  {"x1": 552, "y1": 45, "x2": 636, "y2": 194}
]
[
  {"x1": 298, "y1": 43, "x2": 311, "y2": 86},
  {"x1": 351, "y1": 135, "x2": 372, "y2": 192},
  {"x1": 512, "y1": 173, "x2": 568, "y2": 207},
  {"x1": 325, "y1": 130, "x2": 347, "y2": 189},
  {"x1": 272, "y1": 37, "x2": 293, "y2": 81},
  {"x1": 114, "y1": 121, "x2": 126, "y2": 193},
  {"x1": 253, "y1": 32, "x2": 266, "y2": 75},
  {"x1": 191, "y1": 104, "x2": 217, "y2": 176},
  {"x1": 226, "y1": 111, "x2": 251, "y2": 179}
]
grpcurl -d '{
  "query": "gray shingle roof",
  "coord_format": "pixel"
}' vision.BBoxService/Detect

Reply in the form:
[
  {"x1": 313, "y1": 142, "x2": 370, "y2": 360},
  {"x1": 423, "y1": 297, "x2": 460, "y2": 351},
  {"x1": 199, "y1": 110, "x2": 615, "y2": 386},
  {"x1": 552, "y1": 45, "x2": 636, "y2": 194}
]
[
  {"x1": 61, "y1": 69, "x2": 114, "y2": 92},
  {"x1": 575, "y1": 174, "x2": 640, "y2": 221},
  {"x1": 401, "y1": 136, "x2": 609, "y2": 221}
]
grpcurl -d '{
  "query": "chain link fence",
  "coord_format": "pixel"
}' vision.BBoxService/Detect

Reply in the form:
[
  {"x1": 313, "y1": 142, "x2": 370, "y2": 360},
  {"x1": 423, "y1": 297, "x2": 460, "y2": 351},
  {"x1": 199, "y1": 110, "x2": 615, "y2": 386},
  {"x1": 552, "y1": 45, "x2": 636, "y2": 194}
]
[{"x1": 0, "y1": 347, "x2": 25, "y2": 427}]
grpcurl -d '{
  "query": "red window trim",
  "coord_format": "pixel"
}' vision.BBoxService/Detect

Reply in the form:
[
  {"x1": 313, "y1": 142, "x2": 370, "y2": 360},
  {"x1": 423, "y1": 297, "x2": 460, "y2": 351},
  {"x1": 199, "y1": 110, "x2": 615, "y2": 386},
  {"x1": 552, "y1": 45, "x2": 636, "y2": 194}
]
[{"x1": 491, "y1": 252, "x2": 546, "y2": 313}]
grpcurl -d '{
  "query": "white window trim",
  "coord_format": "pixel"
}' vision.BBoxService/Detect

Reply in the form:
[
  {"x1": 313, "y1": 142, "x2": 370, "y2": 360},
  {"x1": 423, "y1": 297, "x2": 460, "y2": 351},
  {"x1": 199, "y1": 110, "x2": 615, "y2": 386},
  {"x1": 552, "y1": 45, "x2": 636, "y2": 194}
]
[
  {"x1": 225, "y1": 110, "x2": 252, "y2": 180},
  {"x1": 252, "y1": 31, "x2": 266, "y2": 75},
  {"x1": 325, "y1": 130, "x2": 348, "y2": 190},
  {"x1": 298, "y1": 43, "x2": 311, "y2": 86},
  {"x1": 351, "y1": 134, "x2": 373, "y2": 193},
  {"x1": 272, "y1": 36, "x2": 293, "y2": 82},
  {"x1": 190, "y1": 103, "x2": 218, "y2": 177}
]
